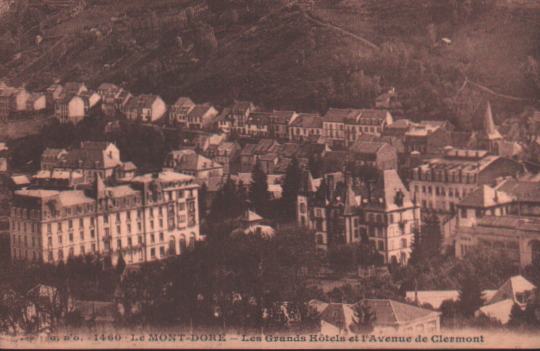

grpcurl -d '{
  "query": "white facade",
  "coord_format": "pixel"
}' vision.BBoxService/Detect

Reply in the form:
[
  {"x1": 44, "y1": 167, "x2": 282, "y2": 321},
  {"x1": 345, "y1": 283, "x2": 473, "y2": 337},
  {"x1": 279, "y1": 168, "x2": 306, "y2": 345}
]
[{"x1": 9, "y1": 172, "x2": 201, "y2": 266}]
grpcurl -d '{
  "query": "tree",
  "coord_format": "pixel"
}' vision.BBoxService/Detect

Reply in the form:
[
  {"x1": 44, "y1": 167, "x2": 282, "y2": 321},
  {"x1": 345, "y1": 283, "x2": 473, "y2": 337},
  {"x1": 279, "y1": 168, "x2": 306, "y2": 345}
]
[
  {"x1": 440, "y1": 299, "x2": 460, "y2": 328},
  {"x1": 281, "y1": 157, "x2": 302, "y2": 220},
  {"x1": 249, "y1": 163, "x2": 270, "y2": 216},
  {"x1": 355, "y1": 242, "x2": 384, "y2": 267},
  {"x1": 209, "y1": 177, "x2": 243, "y2": 222},
  {"x1": 409, "y1": 226, "x2": 424, "y2": 265},
  {"x1": 458, "y1": 275, "x2": 484, "y2": 318},
  {"x1": 308, "y1": 155, "x2": 323, "y2": 178},
  {"x1": 507, "y1": 303, "x2": 527, "y2": 330},
  {"x1": 350, "y1": 300, "x2": 376, "y2": 334},
  {"x1": 116, "y1": 253, "x2": 126, "y2": 276},
  {"x1": 327, "y1": 245, "x2": 356, "y2": 272},
  {"x1": 199, "y1": 183, "x2": 208, "y2": 219}
]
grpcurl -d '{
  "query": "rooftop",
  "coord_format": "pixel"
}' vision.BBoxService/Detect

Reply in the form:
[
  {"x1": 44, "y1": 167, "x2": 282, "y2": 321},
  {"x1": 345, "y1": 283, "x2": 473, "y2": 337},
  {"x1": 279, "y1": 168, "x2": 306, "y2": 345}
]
[
  {"x1": 290, "y1": 113, "x2": 322, "y2": 128},
  {"x1": 459, "y1": 185, "x2": 514, "y2": 208},
  {"x1": 311, "y1": 299, "x2": 439, "y2": 331},
  {"x1": 131, "y1": 171, "x2": 194, "y2": 184}
]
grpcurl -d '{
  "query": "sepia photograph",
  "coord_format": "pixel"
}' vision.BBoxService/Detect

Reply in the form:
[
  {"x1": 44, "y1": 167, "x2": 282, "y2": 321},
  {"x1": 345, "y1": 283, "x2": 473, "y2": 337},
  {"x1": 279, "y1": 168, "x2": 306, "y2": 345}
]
[{"x1": 0, "y1": 0, "x2": 539, "y2": 349}]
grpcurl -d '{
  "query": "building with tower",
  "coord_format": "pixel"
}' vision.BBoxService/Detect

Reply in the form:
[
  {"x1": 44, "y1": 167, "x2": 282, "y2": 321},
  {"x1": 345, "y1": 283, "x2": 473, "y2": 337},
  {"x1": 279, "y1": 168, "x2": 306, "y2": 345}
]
[
  {"x1": 297, "y1": 168, "x2": 420, "y2": 265},
  {"x1": 9, "y1": 171, "x2": 201, "y2": 266}
]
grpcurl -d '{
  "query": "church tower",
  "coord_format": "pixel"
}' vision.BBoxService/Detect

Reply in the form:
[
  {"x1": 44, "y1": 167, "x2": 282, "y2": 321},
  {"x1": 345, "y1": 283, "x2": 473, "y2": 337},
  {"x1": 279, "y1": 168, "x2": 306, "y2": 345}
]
[{"x1": 477, "y1": 101, "x2": 502, "y2": 153}]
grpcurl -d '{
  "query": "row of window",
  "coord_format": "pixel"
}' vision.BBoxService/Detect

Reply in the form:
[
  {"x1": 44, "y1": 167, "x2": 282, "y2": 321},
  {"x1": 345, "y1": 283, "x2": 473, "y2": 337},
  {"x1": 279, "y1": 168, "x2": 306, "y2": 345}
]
[
  {"x1": 415, "y1": 184, "x2": 473, "y2": 198},
  {"x1": 414, "y1": 171, "x2": 478, "y2": 184}
]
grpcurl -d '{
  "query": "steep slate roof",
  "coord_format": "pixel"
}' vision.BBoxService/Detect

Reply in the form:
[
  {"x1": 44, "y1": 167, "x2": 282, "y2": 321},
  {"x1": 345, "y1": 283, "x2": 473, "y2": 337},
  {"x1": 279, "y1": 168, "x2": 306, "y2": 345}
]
[
  {"x1": 386, "y1": 119, "x2": 412, "y2": 129},
  {"x1": 167, "y1": 149, "x2": 222, "y2": 171},
  {"x1": 459, "y1": 185, "x2": 514, "y2": 208},
  {"x1": 125, "y1": 94, "x2": 160, "y2": 109},
  {"x1": 214, "y1": 107, "x2": 232, "y2": 122},
  {"x1": 322, "y1": 151, "x2": 349, "y2": 173},
  {"x1": 349, "y1": 140, "x2": 387, "y2": 155},
  {"x1": 323, "y1": 108, "x2": 360, "y2": 123},
  {"x1": 357, "y1": 109, "x2": 390, "y2": 120},
  {"x1": 231, "y1": 100, "x2": 254, "y2": 113},
  {"x1": 353, "y1": 169, "x2": 414, "y2": 212},
  {"x1": 187, "y1": 103, "x2": 215, "y2": 120},
  {"x1": 277, "y1": 143, "x2": 301, "y2": 158},
  {"x1": 290, "y1": 113, "x2": 322, "y2": 128},
  {"x1": 248, "y1": 111, "x2": 271, "y2": 125},
  {"x1": 270, "y1": 110, "x2": 296, "y2": 124},
  {"x1": 62, "y1": 143, "x2": 121, "y2": 169}
]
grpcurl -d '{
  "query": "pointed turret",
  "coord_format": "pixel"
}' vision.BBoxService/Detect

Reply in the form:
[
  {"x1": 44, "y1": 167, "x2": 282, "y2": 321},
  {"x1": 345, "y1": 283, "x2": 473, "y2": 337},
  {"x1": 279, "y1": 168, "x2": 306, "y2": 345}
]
[{"x1": 482, "y1": 101, "x2": 502, "y2": 140}]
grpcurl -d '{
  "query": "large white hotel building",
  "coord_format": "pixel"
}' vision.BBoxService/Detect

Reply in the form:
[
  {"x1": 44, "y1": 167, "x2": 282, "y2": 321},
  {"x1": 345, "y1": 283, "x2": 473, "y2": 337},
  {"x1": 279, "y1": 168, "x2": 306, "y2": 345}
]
[{"x1": 9, "y1": 171, "x2": 200, "y2": 265}]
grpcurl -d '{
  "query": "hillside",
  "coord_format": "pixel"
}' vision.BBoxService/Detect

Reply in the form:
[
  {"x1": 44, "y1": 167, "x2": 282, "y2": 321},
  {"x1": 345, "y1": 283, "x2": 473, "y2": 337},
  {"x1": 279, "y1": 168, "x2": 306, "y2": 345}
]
[{"x1": 0, "y1": 0, "x2": 539, "y2": 128}]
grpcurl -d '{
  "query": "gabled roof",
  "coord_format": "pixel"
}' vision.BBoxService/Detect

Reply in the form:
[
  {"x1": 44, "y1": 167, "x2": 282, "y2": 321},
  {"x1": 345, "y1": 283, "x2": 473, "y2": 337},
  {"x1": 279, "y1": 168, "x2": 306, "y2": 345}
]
[
  {"x1": 323, "y1": 108, "x2": 360, "y2": 123},
  {"x1": 187, "y1": 103, "x2": 216, "y2": 120},
  {"x1": 231, "y1": 100, "x2": 254, "y2": 113},
  {"x1": 488, "y1": 275, "x2": 536, "y2": 305},
  {"x1": 357, "y1": 109, "x2": 390, "y2": 120},
  {"x1": 297, "y1": 143, "x2": 327, "y2": 158},
  {"x1": 349, "y1": 140, "x2": 387, "y2": 155},
  {"x1": 214, "y1": 107, "x2": 232, "y2": 123},
  {"x1": 356, "y1": 169, "x2": 414, "y2": 211},
  {"x1": 125, "y1": 94, "x2": 161, "y2": 109},
  {"x1": 248, "y1": 111, "x2": 271, "y2": 125},
  {"x1": 477, "y1": 299, "x2": 514, "y2": 324},
  {"x1": 270, "y1": 110, "x2": 296, "y2": 124},
  {"x1": 277, "y1": 143, "x2": 301, "y2": 158},
  {"x1": 322, "y1": 151, "x2": 348, "y2": 173},
  {"x1": 167, "y1": 149, "x2": 222, "y2": 171},
  {"x1": 386, "y1": 119, "x2": 412, "y2": 129},
  {"x1": 290, "y1": 113, "x2": 322, "y2": 128},
  {"x1": 240, "y1": 209, "x2": 263, "y2": 223}
]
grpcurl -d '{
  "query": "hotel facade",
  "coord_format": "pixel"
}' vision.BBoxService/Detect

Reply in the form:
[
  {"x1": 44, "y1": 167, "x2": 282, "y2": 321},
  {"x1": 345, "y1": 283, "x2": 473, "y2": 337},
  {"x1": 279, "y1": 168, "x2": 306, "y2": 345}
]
[{"x1": 9, "y1": 171, "x2": 201, "y2": 265}]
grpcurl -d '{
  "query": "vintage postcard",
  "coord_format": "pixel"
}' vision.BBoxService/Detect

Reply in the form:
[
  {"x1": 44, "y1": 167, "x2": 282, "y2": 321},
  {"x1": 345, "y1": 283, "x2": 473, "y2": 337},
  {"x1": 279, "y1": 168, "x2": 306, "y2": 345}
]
[{"x1": 0, "y1": 0, "x2": 539, "y2": 349}]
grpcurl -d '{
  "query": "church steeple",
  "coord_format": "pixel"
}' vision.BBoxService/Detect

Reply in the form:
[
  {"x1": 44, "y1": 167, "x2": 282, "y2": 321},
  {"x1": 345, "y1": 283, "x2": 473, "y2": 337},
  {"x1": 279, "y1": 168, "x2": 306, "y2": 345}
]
[{"x1": 482, "y1": 101, "x2": 502, "y2": 140}]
